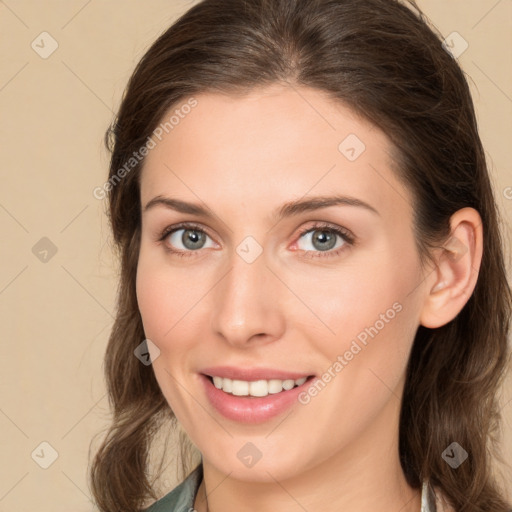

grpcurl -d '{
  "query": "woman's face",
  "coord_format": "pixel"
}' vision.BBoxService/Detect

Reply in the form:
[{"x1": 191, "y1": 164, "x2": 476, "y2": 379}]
[{"x1": 136, "y1": 84, "x2": 430, "y2": 482}]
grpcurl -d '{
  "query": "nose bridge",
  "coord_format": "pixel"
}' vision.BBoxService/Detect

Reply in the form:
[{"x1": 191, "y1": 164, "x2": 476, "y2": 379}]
[{"x1": 211, "y1": 243, "x2": 284, "y2": 347}]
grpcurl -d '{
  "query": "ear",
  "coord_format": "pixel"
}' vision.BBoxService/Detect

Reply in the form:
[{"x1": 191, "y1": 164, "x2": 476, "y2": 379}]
[{"x1": 420, "y1": 207, "x2": 483, "y2": 329}]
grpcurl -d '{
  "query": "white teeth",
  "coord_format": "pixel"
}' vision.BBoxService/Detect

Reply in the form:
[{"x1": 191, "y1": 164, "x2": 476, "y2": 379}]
[
  {"x1": 282, "y1": 379, "x2": 295, "y2": 391},
  {"x1": 231, "y1": 380, "x2": 249, "y2": 396},
  {"x1": 210, "y1": 376, "x2": 309, "y2": 397},
  {"x1": 222, "y1": 377, "x2": 232, "y2": 393},
  {"x1": 249, "y1": 380, "x2": 268, "y2": 397},
  {"x1": 268, "y1": 379, "x2": 284, "y2": 394}
]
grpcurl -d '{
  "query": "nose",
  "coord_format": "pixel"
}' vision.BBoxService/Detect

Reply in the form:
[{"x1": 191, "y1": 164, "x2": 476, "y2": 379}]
[{"x1": 210, "y1": 247, "x2": 286, "y2": 349}]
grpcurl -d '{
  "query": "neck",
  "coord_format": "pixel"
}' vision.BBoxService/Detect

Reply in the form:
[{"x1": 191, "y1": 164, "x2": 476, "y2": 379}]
[{"x1": 194, "y1": 383, "x2": 421, "y2": 512}]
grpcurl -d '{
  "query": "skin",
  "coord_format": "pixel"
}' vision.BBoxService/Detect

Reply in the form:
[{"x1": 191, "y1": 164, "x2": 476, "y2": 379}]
[{"x1": 136, "y1": 83, "x2": 482, "y2": 512}]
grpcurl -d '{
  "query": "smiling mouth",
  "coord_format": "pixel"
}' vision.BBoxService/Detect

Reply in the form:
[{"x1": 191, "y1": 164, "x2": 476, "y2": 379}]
[{"x1": 204, "y1": 375, "x2": 315, "y2": 397}]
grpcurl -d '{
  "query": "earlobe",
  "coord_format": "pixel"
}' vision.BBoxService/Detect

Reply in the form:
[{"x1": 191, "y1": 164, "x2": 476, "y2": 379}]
[{"x1": 420, "y1": 207, "x2": 483, "y2": 329}]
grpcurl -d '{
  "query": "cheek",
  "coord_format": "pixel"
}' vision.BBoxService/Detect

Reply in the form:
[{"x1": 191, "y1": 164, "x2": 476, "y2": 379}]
[
  {"x1": 135, "y1": 254, "x2": 196, "y2": 415},
  {"x1": 135, "y1": 247, "x2": 188, "y2": 351},
  {"x1": 135, "y1": 247, "x2": 211, "y2": 367},
  {"x1": 136, "y1": 259, "x2": 169, "y2": 341},
  {"x1": 136, "y1": 240, "x2": 182, "y2": 328},
  {"x1": 289, "y1": 266, "x2": 419, "y2": 456},
  {"x1": 293, "y1": 264, "x2": 413, "y2": 339},
  {"x1": 291, "y1": 247, "x2": 421, "y2": 381}
]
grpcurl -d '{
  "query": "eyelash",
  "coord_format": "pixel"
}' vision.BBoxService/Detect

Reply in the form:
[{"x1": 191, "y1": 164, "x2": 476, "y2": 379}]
[{"x1": 157, "y1": 221, "x2": 355, "y2": 260}]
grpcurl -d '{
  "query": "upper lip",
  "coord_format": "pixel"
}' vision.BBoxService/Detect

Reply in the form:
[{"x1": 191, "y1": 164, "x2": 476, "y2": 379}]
[{"x1": 201, "y1": 366, "x2": 313, "y2": 381}]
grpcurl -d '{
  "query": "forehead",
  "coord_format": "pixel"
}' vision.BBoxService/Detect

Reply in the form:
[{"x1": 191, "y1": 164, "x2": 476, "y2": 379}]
[{"x1": 140, "y1": 84, "x2": 412, "y2": 222}]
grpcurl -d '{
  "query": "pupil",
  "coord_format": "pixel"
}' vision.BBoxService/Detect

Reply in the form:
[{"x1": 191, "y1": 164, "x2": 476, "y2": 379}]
[
  {"x1": 313, "y1": 230, "x2": 336, "y2": 251},
  {"x1": 184, "y1": 230, "x2": 205, "y2": 249}
]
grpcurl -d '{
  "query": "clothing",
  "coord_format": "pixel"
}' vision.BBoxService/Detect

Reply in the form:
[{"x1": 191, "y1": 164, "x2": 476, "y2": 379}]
[
  {"x1": 143, "y1": 465, "x2": 204, "y2": 512},
  {"x1": 143, "y1": 463, "x2": 451, "y2": 512}
]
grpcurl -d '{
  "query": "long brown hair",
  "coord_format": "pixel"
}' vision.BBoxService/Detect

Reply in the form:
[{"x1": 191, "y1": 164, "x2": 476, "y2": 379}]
[{"x1": 89, "y1": 1, "x2": 512, "y2": 510}]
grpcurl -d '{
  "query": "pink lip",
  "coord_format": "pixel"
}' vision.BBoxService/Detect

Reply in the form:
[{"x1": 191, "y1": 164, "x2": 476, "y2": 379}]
[
  {"x1": 199, "y1": 372, "x2": 315, "y2": 424},
  {"x1": 200, "y1": 366, "x2": 311, "y2": 381}
]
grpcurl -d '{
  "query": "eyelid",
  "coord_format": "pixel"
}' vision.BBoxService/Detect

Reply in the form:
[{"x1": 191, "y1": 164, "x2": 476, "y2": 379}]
[
  {"x1": 294, "y1": 221, "x2": 355, "y2": 245},
  {"x1": 157, "y1": 222, "x2": 215, "y2": 242}
]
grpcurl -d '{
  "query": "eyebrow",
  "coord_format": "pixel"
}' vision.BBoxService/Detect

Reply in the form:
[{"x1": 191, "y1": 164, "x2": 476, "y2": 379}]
[{"x1": 143, "y1": 194, "x2": 380, "y2": 220}]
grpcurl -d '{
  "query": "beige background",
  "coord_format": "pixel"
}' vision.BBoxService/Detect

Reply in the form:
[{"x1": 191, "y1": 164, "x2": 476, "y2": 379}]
[{"x1": 0, "y1": 1, "x2": 511, "y2": 510}]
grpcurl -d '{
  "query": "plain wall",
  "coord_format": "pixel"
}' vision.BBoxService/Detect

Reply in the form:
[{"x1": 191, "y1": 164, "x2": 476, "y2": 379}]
[{"x1": 0, "y1": 1, "x2": 510, "y2": 510}]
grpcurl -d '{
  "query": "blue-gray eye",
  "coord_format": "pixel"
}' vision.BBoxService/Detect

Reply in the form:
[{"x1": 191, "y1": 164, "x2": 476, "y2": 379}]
[
  {"x1": 166, "y1": 228, "x2": 214, "y2": 251},
  {"x1": 296, "y1": 227, "x2": 347, "y2": 252}
]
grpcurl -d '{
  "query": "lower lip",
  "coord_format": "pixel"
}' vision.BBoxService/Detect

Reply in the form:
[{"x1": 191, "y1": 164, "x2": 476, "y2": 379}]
[{"x1": 200, "y1": 374, "x2": 313, "y2": 424}]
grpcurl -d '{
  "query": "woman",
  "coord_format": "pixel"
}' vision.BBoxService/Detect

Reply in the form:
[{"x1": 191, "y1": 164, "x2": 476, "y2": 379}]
[{"x1": 89, "y1": 0, "x2": 512, "y2": 511}]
